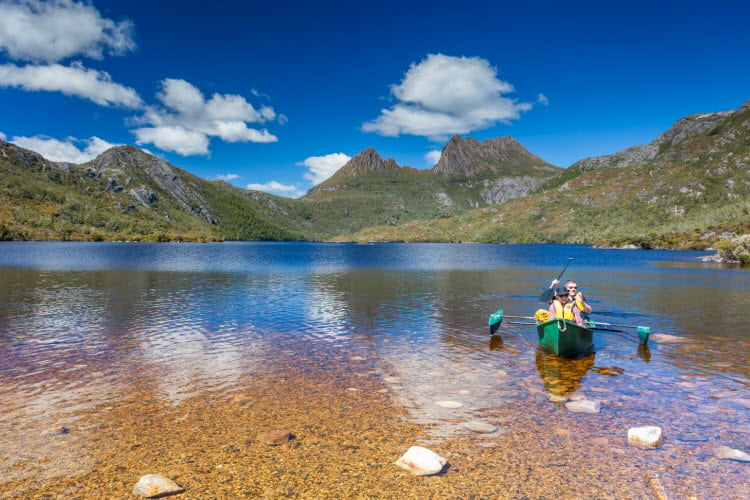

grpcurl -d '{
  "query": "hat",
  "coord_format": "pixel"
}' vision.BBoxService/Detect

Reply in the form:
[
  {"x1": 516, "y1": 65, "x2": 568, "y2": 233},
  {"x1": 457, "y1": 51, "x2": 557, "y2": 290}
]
[{"x1": 554, "y1": 285, "x2": 569, "y2": 296}]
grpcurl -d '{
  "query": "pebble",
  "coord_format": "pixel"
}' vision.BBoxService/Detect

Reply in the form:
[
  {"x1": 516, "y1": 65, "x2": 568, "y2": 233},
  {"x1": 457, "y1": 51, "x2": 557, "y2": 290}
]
[
  {"x1": 132, "y1": 474, "x2": 184, "y2": 498},
  {"x1": 435, "y1": 400, "x2": 462, "y2": 408},
  {"x1": 259, "y1": 429, "x2": 294, "y2": 445},
  {"x1": 394, "y1": 446, "x2": 447, "y2": 476},
  {"x1": 716, "y1": 446, "x2": 750, "y2": 462}
]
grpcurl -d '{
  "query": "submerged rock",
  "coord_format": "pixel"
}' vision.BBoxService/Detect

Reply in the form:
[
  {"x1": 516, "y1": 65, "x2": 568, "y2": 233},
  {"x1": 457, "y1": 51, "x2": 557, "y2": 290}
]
[
  {"x1": 435, "y1": 400, "x2": 462, "y2": 408},
  {"x1": 566, "y1": 399, "x2": 601, "y2": 414},
  {"x1": 628, "y1": 426, "x2": 663, "y2": 448},
  {"x1": 394, "y1": 446, "x2": 447, "y2": 476},
  {"x1": 132, "y1": 474, "x2": 184, "y2": 498},
  {"x1": 651, "y1": 334, "x2": 692, "y2": 344},
  {"x1": 716, "y1": 446, "x2": 750, "y2": 462},
  {"x1": 462, "y1": 420, "x2": 498, "y2": 434},
  {"x1": 259, "y1": 429, "x2": 294, "y2": 445}
]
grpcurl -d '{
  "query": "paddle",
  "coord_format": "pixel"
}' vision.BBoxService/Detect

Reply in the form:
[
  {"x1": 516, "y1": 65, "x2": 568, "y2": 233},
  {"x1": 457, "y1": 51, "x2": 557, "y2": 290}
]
[
  {"x1": 538, "y1": 258, "x2": 573, "y2": 304},
  {"x1": 585, "y1": 320, "x2": 650, "y2": 345}
]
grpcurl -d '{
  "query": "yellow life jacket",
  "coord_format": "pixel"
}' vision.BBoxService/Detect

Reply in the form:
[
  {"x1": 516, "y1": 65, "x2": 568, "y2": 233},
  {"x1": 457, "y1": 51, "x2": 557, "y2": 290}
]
[{"x1": 552, "y1": 299, "x2": 576, "y2": 321}]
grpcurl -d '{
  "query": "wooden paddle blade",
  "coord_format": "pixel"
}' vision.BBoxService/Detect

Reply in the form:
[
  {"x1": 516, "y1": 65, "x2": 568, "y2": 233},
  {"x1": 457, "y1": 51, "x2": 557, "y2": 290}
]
[
  {"x1": 488, "y1": 309, "x2": 504, "y2": 334},
  {"x1": 538, "y1": 287, "x2": 555, "y2": 303},
  {"x1": 637, "y1": 326, "x2": 650, "y2": 345}
]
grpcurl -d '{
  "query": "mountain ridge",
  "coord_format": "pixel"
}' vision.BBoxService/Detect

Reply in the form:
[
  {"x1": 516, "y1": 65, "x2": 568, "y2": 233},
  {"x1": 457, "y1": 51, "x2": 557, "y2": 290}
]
[{"x1": 2, "y1": 98, "x2": 748, "y2": 247}]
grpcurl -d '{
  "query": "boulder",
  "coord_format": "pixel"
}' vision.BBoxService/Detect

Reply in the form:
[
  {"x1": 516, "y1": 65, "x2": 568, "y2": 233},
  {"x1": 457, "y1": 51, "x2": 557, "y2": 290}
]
[
  {"x1": 394, "y1": 446, "x2": 447, "y2": 476},
  {"x1": 132, "y1": 474, "x2": 184, "y2": 498},
  {"x1": 628, "y1": 426, "x2": 663, "y2": 448}
]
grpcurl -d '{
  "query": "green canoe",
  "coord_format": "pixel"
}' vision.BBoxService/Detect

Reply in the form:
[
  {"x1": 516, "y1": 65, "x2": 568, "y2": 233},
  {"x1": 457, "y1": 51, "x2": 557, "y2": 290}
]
[{"x1": 536, "y1": 318, "x2": 594, "y2": 356}]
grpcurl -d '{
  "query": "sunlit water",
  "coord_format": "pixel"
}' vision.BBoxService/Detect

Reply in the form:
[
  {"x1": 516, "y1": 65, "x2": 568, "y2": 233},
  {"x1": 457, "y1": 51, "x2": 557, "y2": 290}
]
[{"x1": 1, "y1": 242, "x2": 748, "y2": 495}]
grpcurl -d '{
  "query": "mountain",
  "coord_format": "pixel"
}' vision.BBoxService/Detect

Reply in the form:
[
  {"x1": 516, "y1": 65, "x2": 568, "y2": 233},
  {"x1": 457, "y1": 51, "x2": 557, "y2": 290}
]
[
  {"x1": 4, "y1": 99, "x2": 748, "y2": 247},
  {"x1": 341, "y1": 100, "x2": 750, "y2": 248},
  {"x1": 0, "y1": 141, "x2": 303, "y2": 241}
]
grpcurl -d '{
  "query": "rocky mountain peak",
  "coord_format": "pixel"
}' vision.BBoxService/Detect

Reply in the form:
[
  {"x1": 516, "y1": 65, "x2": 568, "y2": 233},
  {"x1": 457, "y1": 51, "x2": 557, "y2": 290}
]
[
  {"x1": 338, "y1": 147, "x2": 401, "y2": 177},
  {"x1": 432, "y1": 135, "x2": 557, "y2": 177}
]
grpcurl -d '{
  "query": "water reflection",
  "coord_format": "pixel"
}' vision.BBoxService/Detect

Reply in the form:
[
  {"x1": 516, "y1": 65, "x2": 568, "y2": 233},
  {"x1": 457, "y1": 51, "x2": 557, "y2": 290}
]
[
  {"x1": 535, "y1": 350, "x2": 595, "y2": 396},
  {"x1": 2, "y1": 243, "x2": 750, "y2": 497}
]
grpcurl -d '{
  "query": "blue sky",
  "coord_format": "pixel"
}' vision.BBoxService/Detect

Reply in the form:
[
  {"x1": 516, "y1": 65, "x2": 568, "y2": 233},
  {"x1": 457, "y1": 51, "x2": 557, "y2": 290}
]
[{"x1": 1, "y1": 0, "x2": 749, "y2": 198}]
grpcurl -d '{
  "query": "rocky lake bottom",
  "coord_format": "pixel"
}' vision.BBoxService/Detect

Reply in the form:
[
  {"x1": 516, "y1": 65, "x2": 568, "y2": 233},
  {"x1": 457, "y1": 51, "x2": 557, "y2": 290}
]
[{"x1": 2, "y1": 329, "x2": 749, "y2": 499}]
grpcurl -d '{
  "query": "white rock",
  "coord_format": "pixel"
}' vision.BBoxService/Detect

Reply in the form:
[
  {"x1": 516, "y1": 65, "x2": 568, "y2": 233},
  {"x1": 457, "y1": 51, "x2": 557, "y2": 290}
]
[
  {"x1": 394, "y1": 446, "x2": 448, "y2": 476},
  {"x1": 435, "y1": 400, "x2": 462, "y2": 408},
  {"x1": 566, "y1": 399, "x2": 601, "y2": 414},
  {"x1": 628, "y1": 426, "x2": 663, "y2": 448},
  {"x1": 132, "y1": 474, "x2": 184, "y2": 498},
  {"x1": 716, "y1": 446, "x2": 750, "y2": 462}
]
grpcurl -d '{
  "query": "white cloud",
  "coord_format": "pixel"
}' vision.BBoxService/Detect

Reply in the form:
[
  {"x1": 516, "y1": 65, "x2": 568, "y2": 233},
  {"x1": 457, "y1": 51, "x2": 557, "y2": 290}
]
[
  {"x1": 9, "y1": 134, "x2": 118, "y2": 163},
  {"x1": 537, "y1": 93, "x2": 549, "y2": 105},
  {"x1": 246, "y1": 180, "x2": 304, "y2": 198},
  {"x1": 215, "y1": 173, "x2": 239, "y2": 181},
  {"x1": 0, "y1": 0, "x2": 135, "y2": 63},
  {"x1": 298, "y1": 152, "x2": 351, "y2": 185},
  {"x1": 133, "y1": 78, "x2": 279, "y2": 156},
  {"x1": 425, "y1": 150, "x2": 442, "y2": 166},
  {"x1": 0, "y1": 62, "x2": 142, "y2": 107},
  {"x1": 362, "y1": 54, "x2": 532, "y2": 140},
  {"x1": 0, "y1": 131, "x2": 6, "y2": 141},
  {"x1": 133, "y1": 125, "x2": 209, "y2": 156}
]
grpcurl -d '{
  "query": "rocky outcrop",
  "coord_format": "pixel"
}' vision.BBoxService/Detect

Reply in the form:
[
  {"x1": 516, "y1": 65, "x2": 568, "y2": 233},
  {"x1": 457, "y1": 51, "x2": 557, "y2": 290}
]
[
  {"x1": 480, "y1": 175, "x2": 544, "y2": 204},
  {"x1": 432, "y1": 135, "x2": 560, "y2": 177},
  {"x1": 85, "y1": 146, "x2": 218, "y2": 224},
  {"x1": 571, "y1": 108, "x2": 736, "y2": 172}
]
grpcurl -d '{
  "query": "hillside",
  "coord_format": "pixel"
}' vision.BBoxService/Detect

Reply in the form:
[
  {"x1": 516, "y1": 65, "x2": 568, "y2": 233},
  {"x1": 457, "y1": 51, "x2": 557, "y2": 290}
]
[
  {"x1": 2, "y1": 99, "x2": 748, "y2": 247},
  {"x1": 0, "y1": 142, "x2": 303, "y2": 241},
  {"x1": 341, "y1": 100, "x2": 750, "y2": 248}
]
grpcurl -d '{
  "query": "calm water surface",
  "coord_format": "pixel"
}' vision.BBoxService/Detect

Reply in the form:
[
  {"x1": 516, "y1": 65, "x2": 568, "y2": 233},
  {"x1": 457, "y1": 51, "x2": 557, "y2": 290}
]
[{"x1": 1, "y1": 242, "x2": 748, "y2": 495}]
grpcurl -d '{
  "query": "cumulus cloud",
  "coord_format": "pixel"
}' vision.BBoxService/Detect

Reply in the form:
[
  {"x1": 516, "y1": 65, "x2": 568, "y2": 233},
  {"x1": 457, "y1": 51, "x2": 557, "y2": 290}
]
[
  {"x1": 133, "y1": 78, "x2": 278, "y2": 156},
  {"x1": 0, "y1": 131, "x2": 6, "y2": 140},
  {"x1": 0, "y1": 62, "x2": 142, "y2": 107},
  {"x1": 362, "y1": 54, "x2": 532, "y2": 140},
  {"x1": 215, "y1": 173, "x2": 239, "y2": 181},
  {"x1": 9, "y1": 134, "x2": 118, "y2": 163},
  {"x1": 537, "y1": 93, "x2": 549, "y2": 105},
  {"x1": 298, "y1": 152, "x2": 351, "y2": 185},
  {"x1": 246, "y1": 180, "x2": 304, "y2": 198},
  {"x1": 0, "y1": 0, "x2": 135, "y2": 63},
  {"x1": 425, "y1": 149, "x2": 442, "y2": 166}
]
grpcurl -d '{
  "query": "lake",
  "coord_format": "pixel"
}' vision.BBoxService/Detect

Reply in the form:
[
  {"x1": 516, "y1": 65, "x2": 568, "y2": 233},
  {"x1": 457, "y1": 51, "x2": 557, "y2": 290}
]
[{"x1": 1, "y1": 242, "x2": 748, "y2": 498}]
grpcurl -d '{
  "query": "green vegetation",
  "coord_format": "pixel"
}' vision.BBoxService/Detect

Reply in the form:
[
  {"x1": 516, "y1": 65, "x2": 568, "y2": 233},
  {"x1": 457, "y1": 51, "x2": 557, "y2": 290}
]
[{"x1": 1, "y1": 101, "x2": 749, "y2": 256}]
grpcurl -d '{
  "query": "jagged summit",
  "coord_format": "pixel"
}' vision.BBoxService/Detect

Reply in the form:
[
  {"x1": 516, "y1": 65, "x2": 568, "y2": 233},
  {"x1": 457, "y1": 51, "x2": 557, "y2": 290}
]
[
  {"x1": 336, "y1": 147, "x2": 401, "y2": 177},
  {"x1": 431, "y1": 134, "x2": 560, "y2": 177}
]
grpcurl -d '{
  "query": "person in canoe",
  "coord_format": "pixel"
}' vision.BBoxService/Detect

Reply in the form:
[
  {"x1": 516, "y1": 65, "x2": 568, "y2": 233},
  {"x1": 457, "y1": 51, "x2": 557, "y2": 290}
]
[
  {"x1": 548, "y1": 285, "x2": 586, "y2": 326},
  {"x1": 549, "y1": 278, "x2": 592, "y2": 316},
  {"x1": 564, "y1": 280, "x2": 592, "y2": 316}
]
